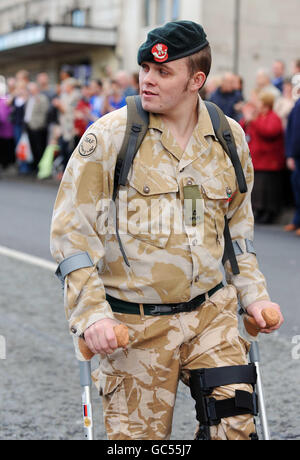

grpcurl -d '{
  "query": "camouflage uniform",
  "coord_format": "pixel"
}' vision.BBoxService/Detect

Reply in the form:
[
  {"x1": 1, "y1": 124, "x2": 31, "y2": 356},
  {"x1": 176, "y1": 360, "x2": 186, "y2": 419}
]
[{"x1": 50, "y1": 97, "x2": 270, "y2": 439}]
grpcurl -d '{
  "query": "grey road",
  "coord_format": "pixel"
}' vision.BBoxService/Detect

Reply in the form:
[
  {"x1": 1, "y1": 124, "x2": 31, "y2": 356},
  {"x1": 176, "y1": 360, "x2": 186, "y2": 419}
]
[{"x1": 0, "y1": 177, "x2": 299, "y2": 440}]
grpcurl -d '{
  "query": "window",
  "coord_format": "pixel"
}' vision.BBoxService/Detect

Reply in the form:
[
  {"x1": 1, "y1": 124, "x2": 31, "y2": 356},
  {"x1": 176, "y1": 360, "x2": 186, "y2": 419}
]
[
  {"x1": 72, "y1": 9, "x2": 86, "y2": 27},
  {"x1": 142, "y1": 0, "x2": 180, "y2": 27},
  {"x1": 156, "y1": 0, "x2": 166, "y2": 24},
  {"x1": 143, "y1": 0, "x2": 151, "y2": 27},
  {"x1": 171, "y1": 0, "x2": 180, "y2": 20}
]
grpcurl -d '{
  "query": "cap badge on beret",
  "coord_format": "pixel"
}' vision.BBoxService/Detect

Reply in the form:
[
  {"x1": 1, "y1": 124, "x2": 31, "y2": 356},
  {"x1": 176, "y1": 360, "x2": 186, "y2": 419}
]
[{"x1": 151, "y1": 43, "x2": 168, "y2": 63}]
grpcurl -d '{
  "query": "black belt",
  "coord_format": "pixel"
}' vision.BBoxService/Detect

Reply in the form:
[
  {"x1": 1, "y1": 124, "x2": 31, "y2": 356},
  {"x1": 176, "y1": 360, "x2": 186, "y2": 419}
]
[{"x1": 107, "y1": 283, "x2": 224, "y2": 316}]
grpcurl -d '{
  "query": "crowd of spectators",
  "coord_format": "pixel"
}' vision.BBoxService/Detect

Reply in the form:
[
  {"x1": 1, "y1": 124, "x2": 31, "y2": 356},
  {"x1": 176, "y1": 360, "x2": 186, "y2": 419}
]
[
  {"x1": 0, "y1": 66, "x2": 139, "y2": 177},
  {"x1": 203, "y1": 59, "x2": 300, "y2": 226},
  {"x1": 0, "y1": 58, "x2": 300, "y2": 229}
]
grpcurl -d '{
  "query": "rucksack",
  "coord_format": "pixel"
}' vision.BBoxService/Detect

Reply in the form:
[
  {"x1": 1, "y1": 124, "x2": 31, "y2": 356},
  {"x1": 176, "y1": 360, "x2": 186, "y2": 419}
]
[{"x1": 113, "y1": 95, "x2": 248, "y2": 275}]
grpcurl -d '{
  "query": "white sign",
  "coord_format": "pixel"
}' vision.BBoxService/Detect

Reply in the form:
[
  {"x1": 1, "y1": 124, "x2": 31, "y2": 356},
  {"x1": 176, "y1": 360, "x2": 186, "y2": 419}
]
[{"x1": 0, "y1": 26, "x2": 46, "y2": 52}]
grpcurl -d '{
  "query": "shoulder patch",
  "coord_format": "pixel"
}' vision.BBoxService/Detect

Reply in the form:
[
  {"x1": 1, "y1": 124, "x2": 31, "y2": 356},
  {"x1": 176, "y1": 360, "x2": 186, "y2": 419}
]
[{"x1": 79, "y1": 133, "x2": 97, "y2": 157}]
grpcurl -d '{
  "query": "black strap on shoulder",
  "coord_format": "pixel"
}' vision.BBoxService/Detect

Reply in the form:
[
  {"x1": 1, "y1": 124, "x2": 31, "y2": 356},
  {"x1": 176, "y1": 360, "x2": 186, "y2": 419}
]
[
  {"x1": 204, "y1": 101, "x2": 248, "y2": 275},
  {"x1": 222, "y1": 216, "x2": 240, "y2": 275},
  {"x1": 113, "y1": 96, "x2": 149, "y2": 267},
  {"x1": 204, "y1": 101, "x2": 248, "y2": 194},
  {"x1": 113, "y1": 95, "x2": 149, "y2": 201}
]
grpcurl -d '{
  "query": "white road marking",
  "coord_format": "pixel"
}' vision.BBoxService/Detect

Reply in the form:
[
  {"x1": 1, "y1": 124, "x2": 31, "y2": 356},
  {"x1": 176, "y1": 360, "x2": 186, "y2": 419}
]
[{"x1": 0, "y1": 245, "x2": 56, "y2": 272}]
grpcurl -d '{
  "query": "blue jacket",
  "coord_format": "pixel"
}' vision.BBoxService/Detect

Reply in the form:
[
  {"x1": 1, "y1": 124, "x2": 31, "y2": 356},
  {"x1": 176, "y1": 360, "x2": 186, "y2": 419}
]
[
  {"x1": 209, "y1": 88, "x2": 243, "y2": 121},
  {"x1": 285, "y1": 99, "x2": 300, "y2": 158}
]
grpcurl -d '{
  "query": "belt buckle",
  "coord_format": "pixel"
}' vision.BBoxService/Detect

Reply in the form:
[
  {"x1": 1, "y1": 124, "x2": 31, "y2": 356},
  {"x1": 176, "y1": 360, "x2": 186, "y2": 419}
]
[{"x1": 149, "y1": 305, "x2": 163, "y2": 316}]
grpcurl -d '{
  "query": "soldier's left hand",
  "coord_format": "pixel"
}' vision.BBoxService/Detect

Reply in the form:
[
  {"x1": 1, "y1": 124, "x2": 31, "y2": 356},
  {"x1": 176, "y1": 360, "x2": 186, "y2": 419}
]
[{"x1": 246, "y1": 301, "x2": 284, "y2": 334}]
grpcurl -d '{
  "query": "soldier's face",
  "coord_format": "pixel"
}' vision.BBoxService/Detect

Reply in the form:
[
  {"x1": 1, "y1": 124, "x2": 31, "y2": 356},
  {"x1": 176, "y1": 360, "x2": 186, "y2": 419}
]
[{"x1": 139, "y1": 59, "x2": 193, "y2": 114}]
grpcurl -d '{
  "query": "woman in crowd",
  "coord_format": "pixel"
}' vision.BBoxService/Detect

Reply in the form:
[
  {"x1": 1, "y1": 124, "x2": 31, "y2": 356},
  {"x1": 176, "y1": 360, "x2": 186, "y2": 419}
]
[
  {"x1": 0, "y1": 94, "x2": 15, "y2": 171},
  {"x1": 240, "y1": 92, "x2": 285, "y2": 224}
]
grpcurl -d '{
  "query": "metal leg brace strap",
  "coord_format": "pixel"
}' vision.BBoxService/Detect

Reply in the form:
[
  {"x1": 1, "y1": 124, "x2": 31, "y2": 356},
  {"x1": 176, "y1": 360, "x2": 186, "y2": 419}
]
[{"x1": 190, "y1": 364, "x2": 258, "y2": 440}]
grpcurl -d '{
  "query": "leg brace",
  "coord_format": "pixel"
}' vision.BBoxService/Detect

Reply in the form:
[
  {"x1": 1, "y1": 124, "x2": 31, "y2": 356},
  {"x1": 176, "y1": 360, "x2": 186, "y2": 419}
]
[{"x1": 190, "y1": 364, "x2": 258, "y2": 440}]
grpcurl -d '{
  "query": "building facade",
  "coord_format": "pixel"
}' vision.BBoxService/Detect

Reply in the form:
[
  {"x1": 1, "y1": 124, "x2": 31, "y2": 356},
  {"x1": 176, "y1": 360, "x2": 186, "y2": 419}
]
[
  {"x1": 0, "y1": 0, "x2": 299, "y2": 94},
  {"x1": 120, "y1": 0, "x2": 300, "y2": 96},
  {"x1": 0, "y1": 0, "x2": 121, "y2": 83}
]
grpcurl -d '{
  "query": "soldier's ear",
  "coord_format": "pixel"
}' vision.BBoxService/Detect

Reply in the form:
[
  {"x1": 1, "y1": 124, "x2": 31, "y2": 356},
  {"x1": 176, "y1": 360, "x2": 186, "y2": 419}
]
[{"x1": 190, "y1": 71, "x2": 206, "y2": 92}]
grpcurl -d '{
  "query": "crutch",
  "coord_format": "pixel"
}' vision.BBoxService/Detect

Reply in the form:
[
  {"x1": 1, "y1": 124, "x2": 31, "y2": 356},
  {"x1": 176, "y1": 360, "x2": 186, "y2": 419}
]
[
  {"x1": 77, "y1": 324, "x2": 129, "y2": 440},
  {"x1": 79, "y1": 360, "x2": 94, "y2": 440},
  {"x1": 249, "y1": 342, "x2": 270, "y2": 440},
  {"x1": 243, "y1": 308, "x2": 280, "y2": 440}
]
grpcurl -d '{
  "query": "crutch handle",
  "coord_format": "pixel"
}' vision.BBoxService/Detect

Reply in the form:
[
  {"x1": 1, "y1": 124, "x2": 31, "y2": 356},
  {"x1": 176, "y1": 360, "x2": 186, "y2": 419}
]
[
  {"x1": 244, "y1": 308, "x2": 280, "y2": 337},
  {"x1": 79, "y1": 324, "x2": 130, "y2": 360}
]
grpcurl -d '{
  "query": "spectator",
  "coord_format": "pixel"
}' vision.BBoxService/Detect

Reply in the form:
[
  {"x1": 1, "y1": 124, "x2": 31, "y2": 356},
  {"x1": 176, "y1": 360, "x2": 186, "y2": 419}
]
[
  {"x1": 5, "y1": 77, "x2": 16, "y2": 105},
  {"x1": 52, "y1": 78, "x2": 80, "y2": 169},
  {"x1": 24, "y1": 82, "x2": 49, "y2": 172},
  {"x1": 0, "y1": 94, "x2": 15, "y2": 171},
  {"x1": 10, "y1": 81, "x2": 28, "y2": 146},
  {"x1": 88, "y1": 79, "x2": 104, "y2": 125},
  {"x1": 271, "y1": 60, "x2": 285, "y2": 93},
  {"x1": 204, "y1": 75, "x2": 221, "y2": 100},
  {"x1": 209, "y1": 72, "x2": 243, "y2": 121},
  {"x1": 240, "y1": 92, "x2": 285, "y2": 224},
  {"x1": 36, "y1": 72, "x2": 56, "y2": 101},
  {"x1": 284, "y1": 74, "x2": 300, "y2": 236},
  {"x1": 255, "y1": 68, "x2": 281, "y2": 100},
  {"x1": 115, "y1": 70, "x2": 138, "y2": 98},
  {"x1": 131, "y1": 72, "x2": 140, "y2": 94},
  {"x1": 291, "y1": 59, "x2": 300, "y2": 76},
  {"x1": 103, "y1": 79, "x2": 126, "y2": 113},
  {"x1": 274, "y1": 77, "x2": 295, "y2": 129},
  {"x1": 15, "y1": 69, "x2": 30, "y2": 86},
  {"x1": 59, "y1": 65, "x2": 74, "y2": 82},
  {"x1": 74, "y1": 85, "x2": 92, "y2": 146},
  {"x1": 232, "y1": 74, "x2": 244, "y2": 94},
  {"x1": 274, "y1": 77, "x2": 295, "y2": 209}
]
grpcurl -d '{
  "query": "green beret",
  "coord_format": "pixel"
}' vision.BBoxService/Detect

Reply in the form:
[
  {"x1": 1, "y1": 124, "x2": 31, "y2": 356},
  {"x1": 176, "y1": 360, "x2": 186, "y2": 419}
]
[{"x1": 138, "y1": 20, "x2": 209, "y2": 65}]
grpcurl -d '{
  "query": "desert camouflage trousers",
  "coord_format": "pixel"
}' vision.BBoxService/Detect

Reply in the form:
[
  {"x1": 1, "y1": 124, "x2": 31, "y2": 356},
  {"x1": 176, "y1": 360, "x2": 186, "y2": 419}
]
[{"x1": 92, "y1": 285, "x2": 256, "y2": 440}]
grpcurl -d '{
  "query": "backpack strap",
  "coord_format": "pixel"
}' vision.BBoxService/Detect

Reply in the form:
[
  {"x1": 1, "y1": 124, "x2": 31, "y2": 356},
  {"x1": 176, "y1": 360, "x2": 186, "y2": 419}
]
[
  {"x1": 204, "y1": 101, "x2": 248, "y2": 194},
  {"x1": 204, "y1": 101, "x2": 248, "y2": 275},
  {"x1": 113, "y1": 95, "x2": 149, "y2": 266},
  {"x1": 113, "y1": 96, "x2": 149, "y2": 201}
]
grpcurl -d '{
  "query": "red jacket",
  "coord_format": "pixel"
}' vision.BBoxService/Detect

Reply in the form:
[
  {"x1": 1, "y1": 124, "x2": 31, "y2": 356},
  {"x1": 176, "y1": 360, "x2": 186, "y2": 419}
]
[{"x1": 240, "y1": 110, "x2": 285, "y2": 171}]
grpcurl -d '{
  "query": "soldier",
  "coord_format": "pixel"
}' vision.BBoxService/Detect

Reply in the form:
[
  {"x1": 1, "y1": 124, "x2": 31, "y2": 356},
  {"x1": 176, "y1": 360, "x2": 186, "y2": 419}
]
[{"x1": 50, "y1": 21, "x2": 283, "y2": 440}]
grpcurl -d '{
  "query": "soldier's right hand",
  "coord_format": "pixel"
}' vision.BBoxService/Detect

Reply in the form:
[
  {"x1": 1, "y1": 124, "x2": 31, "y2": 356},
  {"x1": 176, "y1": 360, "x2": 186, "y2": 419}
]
[{"x1": 84, "y1": 318, "x2": 120, "y2": 355}]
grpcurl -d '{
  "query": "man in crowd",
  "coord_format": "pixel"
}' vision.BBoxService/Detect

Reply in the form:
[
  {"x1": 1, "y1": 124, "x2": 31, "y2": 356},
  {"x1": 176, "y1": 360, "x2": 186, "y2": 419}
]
[
  {"x1": 209, "y1": 72, "x2": 243, "y2": 121},
  {"x1": 272, "y1": 59, "x2": 286, "y2": 93},
  {"x1": 284, "y1": 74, "x2": 300, "y2": 236}
]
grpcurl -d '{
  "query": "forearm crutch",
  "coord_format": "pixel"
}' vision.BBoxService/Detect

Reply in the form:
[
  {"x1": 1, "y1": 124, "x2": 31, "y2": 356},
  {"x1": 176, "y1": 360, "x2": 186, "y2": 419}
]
[
  {"x1": 244, "y1": 308, "x2": 280, "y2": 440},
  {"x1": 249, "y1": 342, "x2": 270, "y2": 440},
  {"x1": 79, "y1": 360, "x2": 94, "y2": 440},
  {"x1": 77, "y1": 325, "x2": 129, "y2": 440}
]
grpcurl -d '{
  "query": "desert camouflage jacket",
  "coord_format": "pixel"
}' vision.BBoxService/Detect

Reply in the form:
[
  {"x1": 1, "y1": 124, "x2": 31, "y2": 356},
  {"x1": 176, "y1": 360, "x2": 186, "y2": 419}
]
[{"x1": 50, "y1": 97, "x2": 270, "y2": 357}]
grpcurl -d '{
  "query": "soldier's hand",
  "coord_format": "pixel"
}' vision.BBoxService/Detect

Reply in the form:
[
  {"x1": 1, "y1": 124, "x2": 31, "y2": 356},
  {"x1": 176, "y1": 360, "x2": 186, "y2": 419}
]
[
  {"x1": 246, "y1": 300, "x2": 284, "y2": 334},
  {"x1": 84, "y1": 318, "x2": 120, "y2": 355}
]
